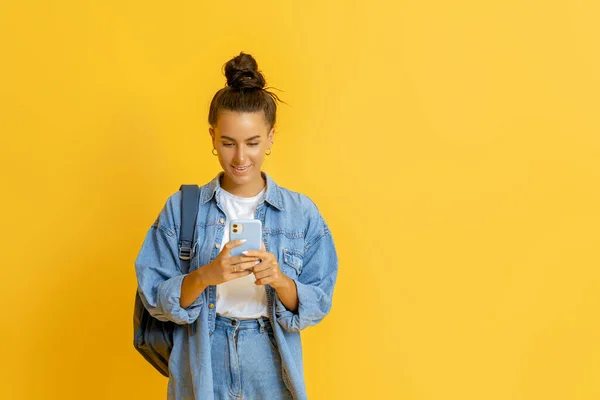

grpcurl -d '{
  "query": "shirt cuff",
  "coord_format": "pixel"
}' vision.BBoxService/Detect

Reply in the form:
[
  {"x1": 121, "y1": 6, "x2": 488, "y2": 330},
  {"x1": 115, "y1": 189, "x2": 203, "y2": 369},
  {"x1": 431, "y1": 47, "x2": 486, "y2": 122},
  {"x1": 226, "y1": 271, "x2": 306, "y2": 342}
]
[
  {"x1": 275, "y1": 278, "x2": 324, "y2": 332},
  {"x1": 156, "y1": 274, "x2": 204, "y2": 325}
]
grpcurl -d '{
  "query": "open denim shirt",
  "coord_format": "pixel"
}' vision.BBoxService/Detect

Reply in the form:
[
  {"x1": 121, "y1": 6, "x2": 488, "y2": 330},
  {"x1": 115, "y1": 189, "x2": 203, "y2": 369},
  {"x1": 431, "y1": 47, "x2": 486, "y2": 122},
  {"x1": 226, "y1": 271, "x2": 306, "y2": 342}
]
[{"x1": 134, "y1": 171, "x2": 339, "y2": 399}]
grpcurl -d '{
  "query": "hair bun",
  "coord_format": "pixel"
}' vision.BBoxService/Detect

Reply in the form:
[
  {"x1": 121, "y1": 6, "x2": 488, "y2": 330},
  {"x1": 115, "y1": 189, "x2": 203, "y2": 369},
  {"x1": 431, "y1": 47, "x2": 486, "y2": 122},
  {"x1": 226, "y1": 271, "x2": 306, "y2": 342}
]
[{"x1": 224, "y1": 52, "x2": 266, "y2": 90}]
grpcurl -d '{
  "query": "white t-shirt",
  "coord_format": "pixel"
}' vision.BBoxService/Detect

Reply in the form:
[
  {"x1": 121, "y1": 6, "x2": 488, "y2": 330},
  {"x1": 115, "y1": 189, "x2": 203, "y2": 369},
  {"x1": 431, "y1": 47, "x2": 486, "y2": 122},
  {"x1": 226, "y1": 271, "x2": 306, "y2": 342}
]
[{"x1": 216, "y1": 186, "x2": 268, "y2": 319}]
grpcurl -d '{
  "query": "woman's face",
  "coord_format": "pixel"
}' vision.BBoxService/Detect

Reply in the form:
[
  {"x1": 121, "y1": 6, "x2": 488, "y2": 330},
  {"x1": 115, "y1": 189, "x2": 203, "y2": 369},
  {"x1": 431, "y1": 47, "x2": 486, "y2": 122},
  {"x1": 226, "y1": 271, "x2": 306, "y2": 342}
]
[{"x1": 209, "y1": 109, "x2": 274, "y2": 185}]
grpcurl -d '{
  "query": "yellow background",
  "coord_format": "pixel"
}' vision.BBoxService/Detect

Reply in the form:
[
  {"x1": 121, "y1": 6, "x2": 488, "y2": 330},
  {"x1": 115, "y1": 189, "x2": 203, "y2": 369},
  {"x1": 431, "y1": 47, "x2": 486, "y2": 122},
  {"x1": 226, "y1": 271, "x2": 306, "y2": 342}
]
[{"x1": 1, "y1": 1, "x2": 599, "y2": 399}]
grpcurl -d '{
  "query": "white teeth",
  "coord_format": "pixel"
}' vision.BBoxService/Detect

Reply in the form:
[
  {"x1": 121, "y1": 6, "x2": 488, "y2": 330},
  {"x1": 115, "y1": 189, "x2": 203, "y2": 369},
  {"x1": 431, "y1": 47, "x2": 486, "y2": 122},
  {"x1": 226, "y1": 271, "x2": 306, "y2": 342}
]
[{"x1": 234, "y1": 166, "x2": 249, "y2": 170}]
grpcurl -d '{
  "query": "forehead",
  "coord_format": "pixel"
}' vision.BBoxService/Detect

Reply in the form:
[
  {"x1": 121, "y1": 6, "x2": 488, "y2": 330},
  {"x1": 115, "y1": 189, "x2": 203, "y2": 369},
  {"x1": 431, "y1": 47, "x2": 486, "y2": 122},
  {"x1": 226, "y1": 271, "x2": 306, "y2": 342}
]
[{"x1": 216, "y1": 110, "x2": 268, "y2": 138}]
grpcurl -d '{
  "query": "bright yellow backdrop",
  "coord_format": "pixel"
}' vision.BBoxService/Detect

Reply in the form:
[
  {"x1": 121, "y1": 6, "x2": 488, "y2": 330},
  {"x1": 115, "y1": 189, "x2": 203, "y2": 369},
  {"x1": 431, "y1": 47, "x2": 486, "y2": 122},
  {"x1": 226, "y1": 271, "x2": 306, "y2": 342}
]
[{"x1": 2, "y1": 1, "x2": 599, "y2": 399}]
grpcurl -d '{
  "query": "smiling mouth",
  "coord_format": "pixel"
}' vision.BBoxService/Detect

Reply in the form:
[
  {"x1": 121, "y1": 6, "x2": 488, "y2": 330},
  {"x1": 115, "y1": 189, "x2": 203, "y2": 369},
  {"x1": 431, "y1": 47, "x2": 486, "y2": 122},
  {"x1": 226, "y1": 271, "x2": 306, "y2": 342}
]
[{"x1": 232, "y1": 165, "x2": 251, "y2": 170}]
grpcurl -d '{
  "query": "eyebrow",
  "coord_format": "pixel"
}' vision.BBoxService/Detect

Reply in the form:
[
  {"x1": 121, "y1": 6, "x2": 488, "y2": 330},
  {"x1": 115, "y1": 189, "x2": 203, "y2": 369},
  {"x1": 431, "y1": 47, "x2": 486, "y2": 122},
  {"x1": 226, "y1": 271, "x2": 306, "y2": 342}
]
[{"x1": 220, "y1": 135, "x2": 261, "y2": 141}]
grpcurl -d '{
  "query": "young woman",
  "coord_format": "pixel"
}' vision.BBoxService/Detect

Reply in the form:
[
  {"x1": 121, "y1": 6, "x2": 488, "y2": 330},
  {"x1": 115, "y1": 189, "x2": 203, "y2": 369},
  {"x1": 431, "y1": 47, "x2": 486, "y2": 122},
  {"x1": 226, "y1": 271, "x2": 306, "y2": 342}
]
[{"x1": 135, "y1": 52, "x2": 338, "y2": 400}]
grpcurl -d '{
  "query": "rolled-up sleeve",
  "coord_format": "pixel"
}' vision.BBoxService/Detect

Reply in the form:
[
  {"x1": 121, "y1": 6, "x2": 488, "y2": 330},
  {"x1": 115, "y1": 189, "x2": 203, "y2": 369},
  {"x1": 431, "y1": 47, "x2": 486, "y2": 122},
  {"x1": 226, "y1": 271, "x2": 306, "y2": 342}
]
[
  {"x1": 134, "y1": 201, "x2": 203, "y2": 325},
  {"x1": 275, "y1": 210, "x2": 338, "y2": 332}
]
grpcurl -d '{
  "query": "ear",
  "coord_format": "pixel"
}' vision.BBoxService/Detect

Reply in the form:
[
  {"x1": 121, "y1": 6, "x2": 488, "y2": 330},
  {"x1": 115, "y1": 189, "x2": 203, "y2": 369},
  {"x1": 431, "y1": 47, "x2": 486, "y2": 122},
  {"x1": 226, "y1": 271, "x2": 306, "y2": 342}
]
[
  {"x1": 209, "y1": 127, "x2": 216, "y2": 145},
  {"x1": 267, "y1": 127, "x2": 275, "y2": 146}
]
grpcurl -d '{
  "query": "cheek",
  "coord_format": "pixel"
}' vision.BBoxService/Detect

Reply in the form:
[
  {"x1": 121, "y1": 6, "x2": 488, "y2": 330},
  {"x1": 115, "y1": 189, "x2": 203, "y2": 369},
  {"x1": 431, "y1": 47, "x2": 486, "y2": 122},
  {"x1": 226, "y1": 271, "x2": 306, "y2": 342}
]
[
  {"x1": 216, "y1": 150, "x2": 229, "y2": 161},
  {"x1": 218, "y1": 146, "x2": 235, "y2": 156},
  {"x1": 249, "y1": 147, "x2": 265, "y2": 157}
]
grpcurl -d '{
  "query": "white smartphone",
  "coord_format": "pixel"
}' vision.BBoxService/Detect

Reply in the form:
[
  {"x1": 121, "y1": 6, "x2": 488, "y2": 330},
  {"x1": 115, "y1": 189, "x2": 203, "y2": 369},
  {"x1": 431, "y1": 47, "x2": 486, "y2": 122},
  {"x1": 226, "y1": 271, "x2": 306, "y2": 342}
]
[{"x1": 229, "y1": 219, "x2": 263, "y2": 256}]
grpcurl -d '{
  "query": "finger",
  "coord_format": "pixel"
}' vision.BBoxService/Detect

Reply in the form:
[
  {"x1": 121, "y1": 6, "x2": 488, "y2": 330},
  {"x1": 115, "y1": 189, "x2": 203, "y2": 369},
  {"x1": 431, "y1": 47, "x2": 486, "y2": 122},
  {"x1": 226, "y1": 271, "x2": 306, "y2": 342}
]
[
  {"x1": 241, "y1": 249, "x2": 267, "y2": 258},
  {"x1": 230, "y1": 255, "x2": 261, "y2": 264},
  {"x1": 255, "y1": 276, "x2": 276, "y2": 286},
  {"x1": 253, "y1": 268, "x2": 277, "y2": 280},
  {"x1": 229, "y1": 270, "x2": 253, "y2": 279},
  {"x1": 222, "y1": 239, "x2": 247, "y2": 256},
  {"x1": 229, "y1": 262, "x2": 257, "y2": 274},
  {"x1": 236, "y1": 259, "x2": 261, "y2": 271},
  {"x1": 250, "y1": 261, "x2": 275, "y2": 273},
  {"x1": 260, "y1": 242, "x2": 265, "y2": 250},
  {"x1": 225, "y1": 239, "x2": 247, "y2": 250}
]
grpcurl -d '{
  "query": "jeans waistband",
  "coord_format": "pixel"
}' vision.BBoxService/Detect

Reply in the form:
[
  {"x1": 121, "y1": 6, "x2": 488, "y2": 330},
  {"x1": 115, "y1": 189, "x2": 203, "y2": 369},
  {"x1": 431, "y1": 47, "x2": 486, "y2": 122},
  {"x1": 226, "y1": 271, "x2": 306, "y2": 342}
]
[{"x1": 215, "y1": 314, "x2": 273, "y2": 331}]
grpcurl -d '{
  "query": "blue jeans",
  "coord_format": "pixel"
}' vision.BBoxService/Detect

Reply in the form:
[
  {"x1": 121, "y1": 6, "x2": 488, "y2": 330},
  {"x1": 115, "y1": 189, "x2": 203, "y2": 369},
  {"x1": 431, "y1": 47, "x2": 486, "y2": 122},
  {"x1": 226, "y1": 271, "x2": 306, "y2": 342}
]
[{"x1": 211, "y1": 315, "x2": 294, "y2": 400}]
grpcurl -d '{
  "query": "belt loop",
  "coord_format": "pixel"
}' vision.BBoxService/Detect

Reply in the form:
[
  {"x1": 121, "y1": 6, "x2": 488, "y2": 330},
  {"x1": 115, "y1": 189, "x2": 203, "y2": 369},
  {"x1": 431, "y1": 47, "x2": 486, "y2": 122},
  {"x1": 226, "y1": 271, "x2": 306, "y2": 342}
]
[{"x1": 257, "y1": 317, "x2": 265, "y2": 333}]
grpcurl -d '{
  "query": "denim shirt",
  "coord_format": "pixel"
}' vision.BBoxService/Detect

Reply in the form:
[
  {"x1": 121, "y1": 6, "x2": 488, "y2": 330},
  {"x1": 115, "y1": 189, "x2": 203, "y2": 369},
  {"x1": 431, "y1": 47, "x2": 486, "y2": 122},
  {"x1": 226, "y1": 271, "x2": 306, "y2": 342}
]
[{"x1": 134, "y1": 171, "x2": 339, "y2": 400}]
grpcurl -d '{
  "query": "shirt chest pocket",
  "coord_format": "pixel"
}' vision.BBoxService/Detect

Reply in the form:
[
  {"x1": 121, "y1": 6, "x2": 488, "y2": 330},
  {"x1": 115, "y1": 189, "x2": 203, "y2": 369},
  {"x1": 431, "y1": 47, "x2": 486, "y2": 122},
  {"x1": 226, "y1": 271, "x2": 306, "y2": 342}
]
[{"x1": 280, "y1": 248, "x2": 303, "y2": 278}]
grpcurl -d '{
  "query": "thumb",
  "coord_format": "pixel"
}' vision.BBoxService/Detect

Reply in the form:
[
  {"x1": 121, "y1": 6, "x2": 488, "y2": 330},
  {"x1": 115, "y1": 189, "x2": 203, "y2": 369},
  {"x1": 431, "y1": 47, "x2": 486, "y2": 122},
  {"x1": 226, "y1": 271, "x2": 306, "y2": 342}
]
[{"x1": 261, "y1": 242, "x2": 265, "y2": 250}]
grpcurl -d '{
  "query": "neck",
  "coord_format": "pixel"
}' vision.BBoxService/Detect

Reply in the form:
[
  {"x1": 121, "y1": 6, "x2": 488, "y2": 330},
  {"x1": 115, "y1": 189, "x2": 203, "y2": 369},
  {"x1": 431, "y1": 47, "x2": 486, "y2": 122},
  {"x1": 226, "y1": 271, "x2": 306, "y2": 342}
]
[{"x1": 220, "y1": 172, "x2": 266, "y2": 198}]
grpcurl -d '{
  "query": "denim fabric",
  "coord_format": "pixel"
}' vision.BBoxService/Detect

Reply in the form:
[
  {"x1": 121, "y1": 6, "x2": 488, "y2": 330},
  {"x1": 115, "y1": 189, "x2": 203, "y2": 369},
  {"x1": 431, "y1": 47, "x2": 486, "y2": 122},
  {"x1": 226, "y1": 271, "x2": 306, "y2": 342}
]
[
  {"x1": 212, "y1": 315, "x2": 294, "y2": 399},
  {"x1": 134, "y1": 171, "x2": 339, "y2": 400}
]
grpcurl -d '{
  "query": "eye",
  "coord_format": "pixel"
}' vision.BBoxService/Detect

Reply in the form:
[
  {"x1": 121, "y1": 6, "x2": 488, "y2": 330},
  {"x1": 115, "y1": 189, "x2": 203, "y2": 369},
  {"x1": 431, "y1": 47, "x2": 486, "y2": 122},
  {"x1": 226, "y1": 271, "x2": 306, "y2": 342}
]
[
  {"x1": 223, "y1": 143, "x2": 234, "y2": 147},
  {"x1": 249, "y1": 143, "x2": 259, "y2": 146}
]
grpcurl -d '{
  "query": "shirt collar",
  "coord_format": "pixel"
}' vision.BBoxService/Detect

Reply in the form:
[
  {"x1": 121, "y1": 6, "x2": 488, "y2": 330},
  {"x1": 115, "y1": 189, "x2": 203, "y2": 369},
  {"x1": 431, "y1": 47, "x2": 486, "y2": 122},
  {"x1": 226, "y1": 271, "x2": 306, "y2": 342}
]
[{"x1": 200, "y1": 170, "x2": 284, "y2": 211}]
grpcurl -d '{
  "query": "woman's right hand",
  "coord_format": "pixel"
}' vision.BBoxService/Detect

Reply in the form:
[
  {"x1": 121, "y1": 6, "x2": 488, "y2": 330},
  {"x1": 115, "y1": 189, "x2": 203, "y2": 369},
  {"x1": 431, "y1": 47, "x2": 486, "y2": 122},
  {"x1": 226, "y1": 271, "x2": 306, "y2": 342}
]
[{"x1": 195, "y1": 239, "x2": 261, "y2": 286}]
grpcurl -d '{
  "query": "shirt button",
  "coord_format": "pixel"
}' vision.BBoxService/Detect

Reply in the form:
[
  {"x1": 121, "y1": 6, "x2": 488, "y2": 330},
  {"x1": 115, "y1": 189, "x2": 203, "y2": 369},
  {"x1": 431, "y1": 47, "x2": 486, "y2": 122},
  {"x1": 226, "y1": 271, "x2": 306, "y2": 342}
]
[
  {"x1": 219, "y1": 218, "x2": 224, "y2": 224},
  {"x1": 208, "y1": 303, "x2": 215, "y2": 309},
  {"x1": 215, "y1": 243, "x2": 220, "y2": 248}
]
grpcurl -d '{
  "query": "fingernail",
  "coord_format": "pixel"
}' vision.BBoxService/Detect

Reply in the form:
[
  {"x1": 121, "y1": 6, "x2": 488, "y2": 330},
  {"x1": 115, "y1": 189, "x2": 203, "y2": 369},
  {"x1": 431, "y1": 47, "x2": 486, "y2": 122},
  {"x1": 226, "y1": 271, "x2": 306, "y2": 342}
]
[
  {"x1": 242, "y1": 250, "x2": 248, "y2": 255},
  {"x1": 240, "y1": 239, "x2": 247, "y2": 243},
  {"x1": 255, "y1": 260, "x2": 260, "y2": 265}
]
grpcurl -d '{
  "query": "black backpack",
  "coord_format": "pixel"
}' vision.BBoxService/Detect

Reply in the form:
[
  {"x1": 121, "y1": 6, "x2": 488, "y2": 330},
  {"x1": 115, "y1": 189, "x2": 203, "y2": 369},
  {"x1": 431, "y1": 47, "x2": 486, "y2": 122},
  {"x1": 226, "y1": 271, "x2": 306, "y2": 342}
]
[{"x1": 133, "y1": 184, "x2": 200, "y2": 377}]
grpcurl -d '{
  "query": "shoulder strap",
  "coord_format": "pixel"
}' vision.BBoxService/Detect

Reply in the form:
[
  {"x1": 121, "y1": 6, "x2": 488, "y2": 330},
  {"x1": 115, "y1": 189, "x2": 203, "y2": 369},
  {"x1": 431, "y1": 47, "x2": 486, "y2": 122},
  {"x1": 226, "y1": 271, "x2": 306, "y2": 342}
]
[{"x1": 178, "y1": 184, "x2": 200, "y2": 274}]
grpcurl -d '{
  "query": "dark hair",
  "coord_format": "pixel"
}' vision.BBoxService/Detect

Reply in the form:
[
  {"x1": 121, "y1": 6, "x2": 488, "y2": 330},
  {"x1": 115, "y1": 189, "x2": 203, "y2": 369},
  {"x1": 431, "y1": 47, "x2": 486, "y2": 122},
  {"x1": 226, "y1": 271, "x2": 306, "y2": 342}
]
[{"x1": 208, "y1": 52, "x2": 285, "y2": 131}]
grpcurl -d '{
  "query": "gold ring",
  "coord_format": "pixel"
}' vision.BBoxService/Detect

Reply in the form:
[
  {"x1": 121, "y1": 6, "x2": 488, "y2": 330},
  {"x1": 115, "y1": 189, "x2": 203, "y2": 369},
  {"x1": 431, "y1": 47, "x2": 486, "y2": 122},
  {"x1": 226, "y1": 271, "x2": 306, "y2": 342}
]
[{"x1": 232, "y1": 265, "x2": 237, "y2": 272}]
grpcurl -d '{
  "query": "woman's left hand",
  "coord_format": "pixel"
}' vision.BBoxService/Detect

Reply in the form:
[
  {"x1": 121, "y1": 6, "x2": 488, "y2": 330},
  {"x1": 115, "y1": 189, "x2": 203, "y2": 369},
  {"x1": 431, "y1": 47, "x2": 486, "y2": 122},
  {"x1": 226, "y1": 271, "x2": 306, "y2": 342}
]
[{"x1": 243, "y1": 242, "x2": 289, "y2": 289}]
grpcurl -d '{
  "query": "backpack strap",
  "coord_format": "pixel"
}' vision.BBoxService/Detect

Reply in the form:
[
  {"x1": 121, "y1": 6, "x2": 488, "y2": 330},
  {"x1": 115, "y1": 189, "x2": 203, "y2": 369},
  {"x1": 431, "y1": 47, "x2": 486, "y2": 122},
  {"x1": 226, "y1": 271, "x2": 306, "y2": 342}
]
[
  {"x1": 178, "y1": 184, "x2": 200, "y2": 274},
  {"x1": 178, "y1": 184, "x2": 201, "y2": 337}
]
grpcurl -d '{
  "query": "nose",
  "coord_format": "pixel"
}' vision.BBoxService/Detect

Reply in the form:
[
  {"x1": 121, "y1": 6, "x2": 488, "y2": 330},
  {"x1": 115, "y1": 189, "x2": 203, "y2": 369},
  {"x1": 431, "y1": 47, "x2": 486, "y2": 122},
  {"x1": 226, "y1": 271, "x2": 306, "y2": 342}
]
[{"x1": 234, "y1": 146, "x2": 245, "y2": 163}]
